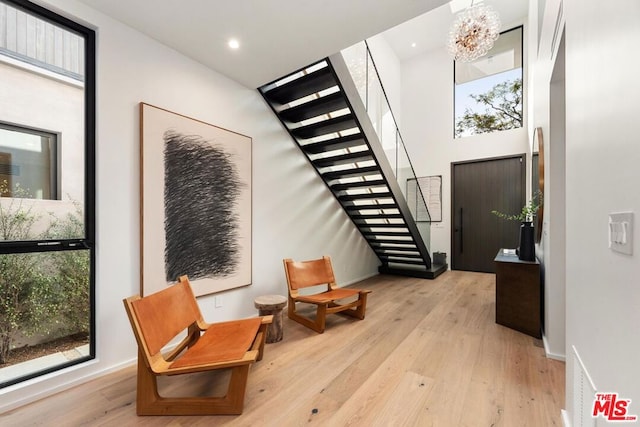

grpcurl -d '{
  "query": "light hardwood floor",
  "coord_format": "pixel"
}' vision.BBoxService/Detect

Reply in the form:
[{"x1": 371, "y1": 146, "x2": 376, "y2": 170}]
[{"x1": 1, "y1": 271, "x2": 565, "y2": 426}]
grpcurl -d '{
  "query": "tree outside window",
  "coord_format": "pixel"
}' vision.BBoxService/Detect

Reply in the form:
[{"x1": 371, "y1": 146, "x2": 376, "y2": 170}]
[{"x1": 454, "y1": 27, "x2": 523, "y2": 139}]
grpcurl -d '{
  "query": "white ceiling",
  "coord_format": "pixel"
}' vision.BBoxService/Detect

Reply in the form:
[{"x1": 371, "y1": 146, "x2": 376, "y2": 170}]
[
  {"x1": 75, "y1": 0, "x2": 450, "y2": 88},
  {"x1": 382, "y1": 0, "x2": 530, "y2": 62},
  {"x1": 74, "y1": 0, "x2": 528, "y2": 88}
]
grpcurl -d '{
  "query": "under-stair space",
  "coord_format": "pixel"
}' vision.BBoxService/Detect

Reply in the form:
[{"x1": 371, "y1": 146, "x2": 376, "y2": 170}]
[{"x1": 260, "y1": 56, "x2": 446, "y2": 279}]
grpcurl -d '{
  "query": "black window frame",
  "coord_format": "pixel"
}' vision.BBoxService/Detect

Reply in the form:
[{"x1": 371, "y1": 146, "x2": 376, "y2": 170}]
[{"x1": 0, "y1": 0, "x2": 95, "y2": 388}]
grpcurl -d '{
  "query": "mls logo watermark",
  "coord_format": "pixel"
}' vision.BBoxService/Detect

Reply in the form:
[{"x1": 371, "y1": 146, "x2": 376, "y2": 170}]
[{"x1": 592, "y1": 393, "x2": 638, "y2": 422}]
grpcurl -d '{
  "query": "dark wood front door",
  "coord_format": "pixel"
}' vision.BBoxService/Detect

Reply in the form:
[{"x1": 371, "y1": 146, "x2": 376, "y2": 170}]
[{"x1": 451, "y1": 155, "x2": 525, "y2": 273}]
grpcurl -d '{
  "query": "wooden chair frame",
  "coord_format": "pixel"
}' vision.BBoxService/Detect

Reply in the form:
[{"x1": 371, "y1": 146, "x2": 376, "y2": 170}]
[
  {"x1": 123, "y1": 276, "x2": 272, "y2": 416},
  {"x1": 283, "y1": 256, "x2": 371, "y2": 333}
]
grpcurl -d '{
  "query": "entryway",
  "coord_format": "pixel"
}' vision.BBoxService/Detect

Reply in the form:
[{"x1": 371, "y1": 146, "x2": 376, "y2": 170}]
[{"x1": 451, "y1": 154, "x2": 525, "y2": 272}]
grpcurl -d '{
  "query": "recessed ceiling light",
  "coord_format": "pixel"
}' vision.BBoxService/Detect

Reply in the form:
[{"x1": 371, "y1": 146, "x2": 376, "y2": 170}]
[
  {"x1": 411, "y1": 42, "x2": 417, "y2": 48},
  {"x1": 228, "y1": 39, "x2": 240, "y2": 50}
]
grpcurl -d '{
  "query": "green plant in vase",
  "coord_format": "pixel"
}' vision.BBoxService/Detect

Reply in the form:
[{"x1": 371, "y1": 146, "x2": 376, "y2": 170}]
[
  {"x1": 492, "y1": 190, "x2": 543, "y2": 261},
  {"x1": 491, "y1": 190, "x2": 543, "y2": 222}
]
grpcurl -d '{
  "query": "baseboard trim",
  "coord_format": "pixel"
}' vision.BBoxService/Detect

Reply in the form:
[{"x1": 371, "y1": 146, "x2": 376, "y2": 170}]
[
  {"x1": 378, "y1": 263, "x2": 448, "y2": 279},
  {"x1": 0, "y1": 357, "x2": 136, "y2": 414},
  {"x1": 542, "y1": 333, "x2": 566, "y2": 361},
  {"x1": 343, "y1": 271, "x2": 379, "y2": 287}
]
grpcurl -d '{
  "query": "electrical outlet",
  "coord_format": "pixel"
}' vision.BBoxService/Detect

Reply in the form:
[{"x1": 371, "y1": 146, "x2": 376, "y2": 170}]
[{"x1": 214, "y1": 296, "x2": 222, "y2": 308}]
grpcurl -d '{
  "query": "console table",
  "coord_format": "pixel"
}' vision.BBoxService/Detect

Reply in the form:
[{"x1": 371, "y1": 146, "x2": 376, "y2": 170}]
[{"x1": 494, "y1": 250, "x2": 541, "y2": 338}]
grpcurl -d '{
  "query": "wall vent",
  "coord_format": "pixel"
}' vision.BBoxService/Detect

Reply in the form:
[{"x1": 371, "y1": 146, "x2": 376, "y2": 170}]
[{"x1": 572, "y1": 345, "x2": 597, "y2": 427}]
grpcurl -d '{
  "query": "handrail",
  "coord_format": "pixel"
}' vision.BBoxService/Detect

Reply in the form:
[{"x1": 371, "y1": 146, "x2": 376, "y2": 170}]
[
  {"x1": 342, "y1": 41, "x2": 432, "y2": 250},
  {"x1": 362, "y1": 41, "x2": 430, "y2": 220}
]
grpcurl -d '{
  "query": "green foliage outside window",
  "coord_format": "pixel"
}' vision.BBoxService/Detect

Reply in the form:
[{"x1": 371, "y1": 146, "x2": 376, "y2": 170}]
[
  {"x1": 455, "y1": 78, "x2": 523, "y2": 138},
  {"x1": 0, "y1": 181, "x2": 89, "y2": 365},
  {"x1": 47, "y1": 204, "x2": 90, "y2": 335}
]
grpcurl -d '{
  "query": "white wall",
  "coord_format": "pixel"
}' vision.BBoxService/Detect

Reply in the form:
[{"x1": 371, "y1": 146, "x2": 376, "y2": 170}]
[
  {"x1": 562, "y1": 0, "x2": 640, "y2": 421},
  {"x1": 366, "y1": 35, "x2": 403, "y2": 126},
  {"x1": 529, "y1": 0, "x2": 566, "y2": 361},
  {"x1": 342, "y1": 38, "x2": 403, "y2": 171},
  {"x1": 0, "y1": 0, "x2": 379, "y2": 412},
  {"x1": 400, "y1": 43, "x2": 529, "y2": 259},
  {"x1": 0, "y1": 61, "x2": 84, "y2": 202}
]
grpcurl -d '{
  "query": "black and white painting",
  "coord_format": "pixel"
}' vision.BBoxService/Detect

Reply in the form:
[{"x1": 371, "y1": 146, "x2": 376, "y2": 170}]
[{"x1": 140, "y1": 103, "x2": 251, "y2": 297}]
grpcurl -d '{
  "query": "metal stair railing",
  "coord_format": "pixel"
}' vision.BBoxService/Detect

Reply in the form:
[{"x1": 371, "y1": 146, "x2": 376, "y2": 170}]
[
  {"x1": 259, "y1": 56, "x2": 440, "y2": 275},
  {"x1": 340, "y1": 41, "x2": 432, "y2": 254},
  {"x1": 327, "y1": 54, "x2": 431, "y2": 269}
]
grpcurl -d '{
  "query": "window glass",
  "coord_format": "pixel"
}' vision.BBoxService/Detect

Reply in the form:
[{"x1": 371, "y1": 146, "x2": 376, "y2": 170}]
[
  {"x1": 0, "y1": 1, "x2": 85, "y2": 80},
  {"x1": 0, "y1": 0, "x2": 94, "y2": 388},
  {"x1": 0, "y1": 124, "x2": 58, "y2": 200},
  {"x1": 0, "y1": 249, "x2": 90, "y2": 385},
  {"x1": 454, "y1": 27, "x2": 523, "y2": 138}
]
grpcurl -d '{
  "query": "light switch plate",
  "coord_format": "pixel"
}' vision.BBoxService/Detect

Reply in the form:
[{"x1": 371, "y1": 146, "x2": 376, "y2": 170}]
[{"x1": 609, "y1": 212, "x2": 633, "y2": 255}]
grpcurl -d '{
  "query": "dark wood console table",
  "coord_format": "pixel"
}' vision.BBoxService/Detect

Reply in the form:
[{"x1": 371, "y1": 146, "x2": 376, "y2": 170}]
[{"x1": 494, "y1": 249, "x2": 541, "y2": 338}]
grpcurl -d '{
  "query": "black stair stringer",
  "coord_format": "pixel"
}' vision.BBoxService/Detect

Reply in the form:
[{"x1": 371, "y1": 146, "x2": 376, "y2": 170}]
[
  {"x1": 327, "y1": 53, "x2": 432, "y2": 270},
  {"x1": 259, "y1": 57, "x2": 437, "y2": 277}
]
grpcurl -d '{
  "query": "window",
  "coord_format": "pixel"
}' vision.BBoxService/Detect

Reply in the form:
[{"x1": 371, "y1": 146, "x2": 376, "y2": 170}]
[
  {"x1": 454, "y1": 26, "x2": 523, "y2": 138},
  {"x1": 0, "y1": 123, "x2": 58, "y2": 200},
  {"x1": 0, "y1": 0, "x2": 95, "y2": 388}
]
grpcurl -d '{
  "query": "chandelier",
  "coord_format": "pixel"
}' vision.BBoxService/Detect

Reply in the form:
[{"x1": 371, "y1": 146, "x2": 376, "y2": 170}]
[{"x1": 447, "y1": 1, "x2": 501, "y2": 62}]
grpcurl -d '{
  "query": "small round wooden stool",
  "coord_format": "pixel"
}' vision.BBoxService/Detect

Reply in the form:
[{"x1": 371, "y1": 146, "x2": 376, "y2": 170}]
[{"x1": 254, "y1": 295, "x2": 287, "y2": 343}]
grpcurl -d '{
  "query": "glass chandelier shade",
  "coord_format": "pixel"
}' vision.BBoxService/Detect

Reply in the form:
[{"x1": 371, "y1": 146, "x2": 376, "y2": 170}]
[{"x1": 447, "y1": 3, "x2": 501, "y2": 62}]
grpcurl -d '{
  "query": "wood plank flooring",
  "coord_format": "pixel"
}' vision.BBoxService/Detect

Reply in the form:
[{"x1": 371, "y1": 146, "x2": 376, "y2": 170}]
[{"x1": 1, "y1": 271, "x2": 565, "y2": 426}]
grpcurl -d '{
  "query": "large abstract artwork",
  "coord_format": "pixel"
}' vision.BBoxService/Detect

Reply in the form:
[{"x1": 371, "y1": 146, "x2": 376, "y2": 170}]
[{"x1": 140, "y1": 103, "x2": 251, "y2": 297}]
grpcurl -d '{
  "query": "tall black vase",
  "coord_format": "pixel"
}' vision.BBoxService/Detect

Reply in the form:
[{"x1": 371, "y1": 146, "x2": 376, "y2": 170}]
[{"x1": 518, "y1": 221, "x2": 535, "y2": 261}]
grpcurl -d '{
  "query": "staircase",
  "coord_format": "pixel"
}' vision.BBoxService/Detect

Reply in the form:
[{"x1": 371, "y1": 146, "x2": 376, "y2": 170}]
[{"x1": 259, "y1": 54, "x2": 446, "y2": 279}]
